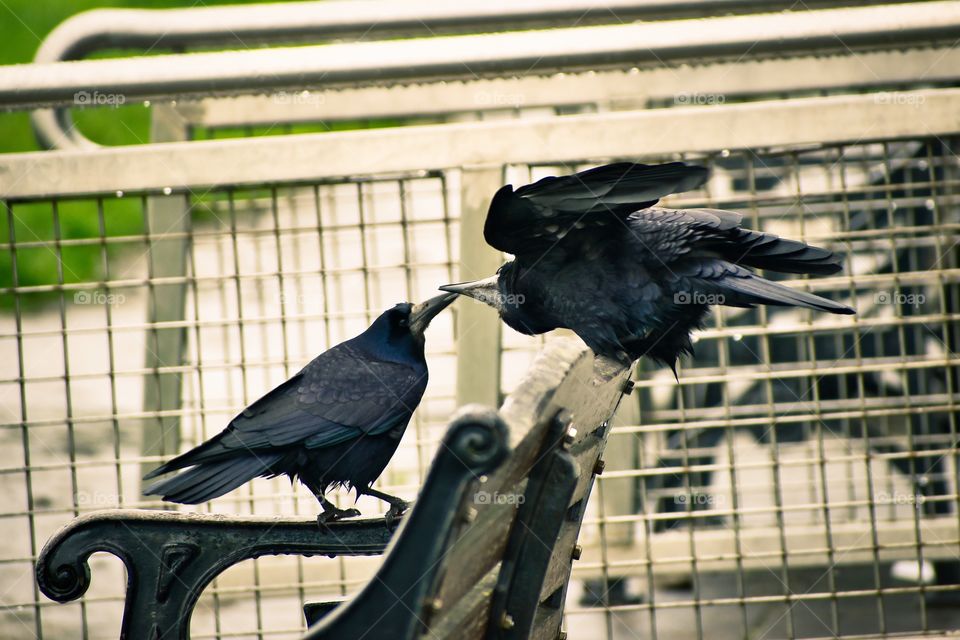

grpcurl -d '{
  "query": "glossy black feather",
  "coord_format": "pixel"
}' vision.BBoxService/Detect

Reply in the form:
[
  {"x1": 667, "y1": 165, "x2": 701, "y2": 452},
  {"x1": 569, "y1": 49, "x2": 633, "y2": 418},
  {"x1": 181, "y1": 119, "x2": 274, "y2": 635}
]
[
  {"x1": 144, "y1": 304, "x2": 432, "y2": 506},
  {"x1": 484, "y1": 162, "x2": 708, "y2": 255},
  {"x1": 468, "y1": 163, "x2": 854, "y2": 368}
]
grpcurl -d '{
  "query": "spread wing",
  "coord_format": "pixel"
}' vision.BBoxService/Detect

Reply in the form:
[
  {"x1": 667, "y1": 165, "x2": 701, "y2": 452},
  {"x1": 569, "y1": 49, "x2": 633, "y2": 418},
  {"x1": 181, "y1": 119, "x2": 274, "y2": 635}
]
[
  {"x1": 627, "y1": 207, "x2": 844, "y2": 276},
  {"x1": 484, "y1": 162, "x2": 708, "y2": 256},
  {"x1": 620, "y1": 207, "x2": 851, "y2": 321}
]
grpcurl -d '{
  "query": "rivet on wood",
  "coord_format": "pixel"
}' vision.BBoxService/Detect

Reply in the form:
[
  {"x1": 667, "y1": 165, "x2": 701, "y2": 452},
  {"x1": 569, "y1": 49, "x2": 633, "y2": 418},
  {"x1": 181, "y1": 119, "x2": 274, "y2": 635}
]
[
  {"x1": 572, "y1": 545, "x2": 583, "y2": 560},
  {"x1": 501, "y1": 612, "x2": 515, "y2": 629},
  {"x1": 421, "y1": 597, "x2": 443, "y2": 625}
]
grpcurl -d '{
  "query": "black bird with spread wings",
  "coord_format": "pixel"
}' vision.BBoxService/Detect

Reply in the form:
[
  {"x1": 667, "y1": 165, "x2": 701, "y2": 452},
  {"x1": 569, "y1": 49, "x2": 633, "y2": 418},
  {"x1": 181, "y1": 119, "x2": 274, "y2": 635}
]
[
  {"x1": 143, "y1": 293, "x2": 456, "y2": 523},
  {"x1": 442, "y1": 162, "x2": 854, "y2": 371}
]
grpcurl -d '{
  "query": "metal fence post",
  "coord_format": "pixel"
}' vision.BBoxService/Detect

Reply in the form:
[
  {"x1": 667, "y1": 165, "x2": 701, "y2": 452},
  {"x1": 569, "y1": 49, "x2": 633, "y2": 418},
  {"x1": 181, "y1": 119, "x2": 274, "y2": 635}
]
[
  {"x1": 455, "y1": 166, "x2": 504, "y2": 408},
  {"x1": 603, "y1": 391, "x2": 639, "y2": 546},
  {"x1": 139, "y1": 104, "x2": 190, "y2": 489}
]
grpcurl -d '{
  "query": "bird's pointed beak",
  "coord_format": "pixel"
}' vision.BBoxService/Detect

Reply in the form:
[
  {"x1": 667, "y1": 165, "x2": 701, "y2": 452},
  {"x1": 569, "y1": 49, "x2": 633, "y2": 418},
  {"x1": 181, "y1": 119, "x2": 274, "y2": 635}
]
[
  {"x1": 408, "y1": 292, "x2": 457, "y2": 339},
  {"x1": 440, "y1": 275, "x2": 503, "y2": 310}
]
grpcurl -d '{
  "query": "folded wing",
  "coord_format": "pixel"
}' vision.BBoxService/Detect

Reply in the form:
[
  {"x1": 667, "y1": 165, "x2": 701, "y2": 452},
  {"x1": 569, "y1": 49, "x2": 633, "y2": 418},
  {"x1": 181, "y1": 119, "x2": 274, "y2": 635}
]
[{"x1": 142, "y1": 345, "x2": 425, "y2": 502}]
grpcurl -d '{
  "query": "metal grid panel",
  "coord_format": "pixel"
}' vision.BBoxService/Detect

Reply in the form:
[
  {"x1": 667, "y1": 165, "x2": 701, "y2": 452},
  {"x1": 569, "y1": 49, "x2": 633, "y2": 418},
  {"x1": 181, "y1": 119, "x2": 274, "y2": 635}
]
[
  {"x1": 186, "y1": 46, "x2": 960, "y2": 136},
  {"x1": 563, "y1": 137, "x2": 960, "y2": 639},
  {"x1": 1, "y1": 96, "x2": 959, "y2": 639},
  {"x1": 0, "y1": 174, "x2": 460, "y2": 639}
]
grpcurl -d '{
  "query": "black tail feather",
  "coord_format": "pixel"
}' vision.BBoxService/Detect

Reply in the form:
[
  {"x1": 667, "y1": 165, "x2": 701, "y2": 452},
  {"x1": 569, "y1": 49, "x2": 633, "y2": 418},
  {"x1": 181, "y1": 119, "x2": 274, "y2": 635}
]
[
  {"x1": 728, "y1": 230, "x2": 844, "y2": 276},
  {"x1": 720, "y1": 274, "x2": 855, "y2": 315},
  {"x1": 142, "y1": 438, "x2": 230, "y2": 480},
  {"x1": 143, "y1": 455, "x2": 280, "y2": 504}
]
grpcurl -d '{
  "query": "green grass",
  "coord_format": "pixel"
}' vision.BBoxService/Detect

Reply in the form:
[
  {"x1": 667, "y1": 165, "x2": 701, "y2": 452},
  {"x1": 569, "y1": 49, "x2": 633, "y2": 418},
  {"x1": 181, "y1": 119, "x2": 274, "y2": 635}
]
[
  {"x1": 0, "y1": 0, "x2": 292, "y2": 152},
  {"x1": 0, "y1": 0, "x2": 313, "y2": 309}
]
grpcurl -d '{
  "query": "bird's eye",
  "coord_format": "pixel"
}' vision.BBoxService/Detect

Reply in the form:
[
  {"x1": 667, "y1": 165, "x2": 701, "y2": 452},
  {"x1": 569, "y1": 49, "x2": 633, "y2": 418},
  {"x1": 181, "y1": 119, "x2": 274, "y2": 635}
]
[{"x1": 398, "y1": 318, "x2": 408, "y2": 327}]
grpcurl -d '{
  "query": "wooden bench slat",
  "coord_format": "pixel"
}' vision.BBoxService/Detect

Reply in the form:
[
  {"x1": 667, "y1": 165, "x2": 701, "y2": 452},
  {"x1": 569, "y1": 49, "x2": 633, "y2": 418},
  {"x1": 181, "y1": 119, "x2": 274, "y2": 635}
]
[
  {"x1": 538, "y1": 426, "x2": 613, "y2": 601},
  {"x1": 432, "y1": 498, "x2": 519, "y2": 609},
  {"x1": 425, "y1": 563, "x2": 501, "y2": 639},
  {"x1": 539, "y1": 521, "x2": 585, "y2": 604},
  {"x1": 529, "y1": 605, "x2": 565, "y2": 640},
  {"x1": 494, "y1": 445, "x2": 579, "y2": 639}
]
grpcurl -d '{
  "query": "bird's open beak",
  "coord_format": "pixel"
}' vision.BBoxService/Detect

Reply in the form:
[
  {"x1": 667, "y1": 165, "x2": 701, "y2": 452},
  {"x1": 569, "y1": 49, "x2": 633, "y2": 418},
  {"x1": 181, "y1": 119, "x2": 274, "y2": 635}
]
[
  {"x1": 408, "y1": 292, "x2": 458, "y2": 339},
  {"x1": 440, "y1": 275, "x2": 503, "y2": 310}
]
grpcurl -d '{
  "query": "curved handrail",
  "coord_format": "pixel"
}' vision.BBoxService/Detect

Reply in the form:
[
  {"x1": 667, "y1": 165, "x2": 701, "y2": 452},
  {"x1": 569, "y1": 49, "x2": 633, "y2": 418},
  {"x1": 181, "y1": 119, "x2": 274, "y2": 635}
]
[
  {"x1": 8, "y1": 1, "x2": 959, "y2": 148},
  {"x1": 32, "y1": 0, "x2": 798, "y2": 149}
]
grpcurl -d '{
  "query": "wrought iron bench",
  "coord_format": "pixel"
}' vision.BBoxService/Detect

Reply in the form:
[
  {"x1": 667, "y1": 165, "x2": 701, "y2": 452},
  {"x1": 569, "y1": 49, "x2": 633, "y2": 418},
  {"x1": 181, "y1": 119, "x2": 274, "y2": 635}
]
[{"x1": 36, "y1": 339, "x2": 631, "y2": 639}]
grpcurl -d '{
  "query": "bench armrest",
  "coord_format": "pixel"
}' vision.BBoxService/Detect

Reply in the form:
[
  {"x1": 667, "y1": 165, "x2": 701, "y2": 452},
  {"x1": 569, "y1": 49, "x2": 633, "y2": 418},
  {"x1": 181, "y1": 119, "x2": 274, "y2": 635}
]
[{"x1": 37, "y1": 510, "x2": 396, "y2": 639}]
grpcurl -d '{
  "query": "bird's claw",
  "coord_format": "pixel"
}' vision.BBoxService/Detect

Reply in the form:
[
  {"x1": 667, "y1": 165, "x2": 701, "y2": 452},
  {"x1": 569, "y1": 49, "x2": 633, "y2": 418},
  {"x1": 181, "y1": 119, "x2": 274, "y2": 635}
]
[
  {"x1": 316, "y1": 507, "x2": 361, "y2": 527},
  {"x1": 383, "y1": 501, "x2": 409, "y2": 527}
]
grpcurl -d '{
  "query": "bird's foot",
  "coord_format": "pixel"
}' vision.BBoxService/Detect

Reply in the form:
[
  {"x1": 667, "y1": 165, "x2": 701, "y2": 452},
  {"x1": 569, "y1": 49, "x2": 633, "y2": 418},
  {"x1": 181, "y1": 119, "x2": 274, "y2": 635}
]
[
  {"x1": 383, "y1": 500, "x2": 410, "y2": 527},
  {"x1": 316, "y1": 506, "x2": 361, "y2": 527}
]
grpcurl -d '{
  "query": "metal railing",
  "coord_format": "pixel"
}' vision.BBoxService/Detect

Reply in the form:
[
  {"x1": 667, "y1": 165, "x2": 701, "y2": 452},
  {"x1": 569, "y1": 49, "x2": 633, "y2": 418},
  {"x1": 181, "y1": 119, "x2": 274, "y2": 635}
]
[
  {"x1": 2, "y1": 3, "x2": 960, "y2": 639},
  {"x1": 27, "y1": 0, "x2": 931, "y2": 148},
  {"x1": 3, "y1": 2, "x2": 959, "y2": 110},
  {"x1": 182, "y1": 45, "x2": 960, "y2": 134}
]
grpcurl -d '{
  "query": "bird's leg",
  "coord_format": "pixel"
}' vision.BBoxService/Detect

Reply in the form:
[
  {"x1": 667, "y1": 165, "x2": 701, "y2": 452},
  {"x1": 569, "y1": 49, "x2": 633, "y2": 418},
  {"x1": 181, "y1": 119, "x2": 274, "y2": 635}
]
[
  {"x1": 302, "y1": 478, "x2": 361, "y2": 525},
  {"x1": 303, "y1": 478, "x2": 361, "y2": 526},
  {"x1": 363, "y1": 487, "x2": 410, "y2": 525},
  {"x1": 316, "y1": 497, "x2": 362, "y2": 525}
]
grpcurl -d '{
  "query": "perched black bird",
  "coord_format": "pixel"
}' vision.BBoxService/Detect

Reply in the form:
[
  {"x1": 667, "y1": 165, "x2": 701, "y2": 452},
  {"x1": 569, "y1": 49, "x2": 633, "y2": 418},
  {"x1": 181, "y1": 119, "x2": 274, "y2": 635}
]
[
  {"x1": 442, "y1": 162, "x2": 854, "y2": 371},
  {"x1": 143, "y1": 293, "x2": 456, "y2": 523}
]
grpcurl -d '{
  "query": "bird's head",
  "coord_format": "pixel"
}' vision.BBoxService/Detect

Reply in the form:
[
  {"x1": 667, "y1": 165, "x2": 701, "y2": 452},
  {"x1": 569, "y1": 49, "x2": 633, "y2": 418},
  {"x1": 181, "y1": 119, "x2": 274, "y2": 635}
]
[
  {"x1": 358, "y1": 293, "x2": 456, "y2": 359},
  {"x1": 439, "y1": 274, "x2": 506, "y2": 311},
  {"x1": 405, "y1": 292, "x2": 458, "y2": 342},
  {"x1": 440, "y1": 264, "x2": 557, "y2": 337}
]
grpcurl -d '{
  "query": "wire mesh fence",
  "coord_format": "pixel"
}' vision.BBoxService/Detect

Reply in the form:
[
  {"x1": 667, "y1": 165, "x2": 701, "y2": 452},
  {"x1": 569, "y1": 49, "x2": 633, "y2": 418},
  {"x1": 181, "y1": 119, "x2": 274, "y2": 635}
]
[
  {"x1": 0, "y1": 173, "x2": 462, "y2": 639},
  {"x1": 1, "y1": 58, "x2": 960, "y2": 640},
  {"x1": 569, "y1": 137, "x2": 960, "y2": 640}
]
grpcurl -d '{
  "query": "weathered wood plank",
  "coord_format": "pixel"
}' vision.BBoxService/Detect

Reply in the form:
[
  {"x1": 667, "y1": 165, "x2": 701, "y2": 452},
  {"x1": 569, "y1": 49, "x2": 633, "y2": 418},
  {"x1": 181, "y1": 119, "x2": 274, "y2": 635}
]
[
  {"x1": 529, "y1": 605, "x2": 565, "y2": 640},
  {"x1": 538, "y1": 428, "x2": 611, "y2": 600},
  {"x1": 539, "y1": 521, "x2": 585, "y2": 604},
  {"x1": 436, "y1": 341, "x2": 628, "y2": 618},
  {"x1": 488, "y1": 341, "x2": 629, "y2": 639},
  {"x1": 427, "y1": 564, "x2": 500, "y2": 640},
  {"x1": 433, "y1": 498, "x2": 519, "y2": 609}
]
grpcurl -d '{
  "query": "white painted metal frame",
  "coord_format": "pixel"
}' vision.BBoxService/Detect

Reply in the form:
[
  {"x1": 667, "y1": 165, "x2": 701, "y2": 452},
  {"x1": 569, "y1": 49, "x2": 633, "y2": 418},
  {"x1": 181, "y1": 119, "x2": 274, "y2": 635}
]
[
  {"x1": 190, "y1": 46, "x2": 960, "y2": 128},
  {"x1": 4, "y1": 88, "x2": 960, "y2": 200},
  {"x1": 2, "y1": 1, "x2": 959, "y2": 110}
]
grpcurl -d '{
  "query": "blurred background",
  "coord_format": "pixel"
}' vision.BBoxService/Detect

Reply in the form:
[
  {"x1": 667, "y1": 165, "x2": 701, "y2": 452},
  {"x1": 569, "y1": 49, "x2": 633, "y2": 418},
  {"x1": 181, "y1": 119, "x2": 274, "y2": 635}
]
[{"x1": 1, "y1": 1, "x2": 959, "y2": 639}]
